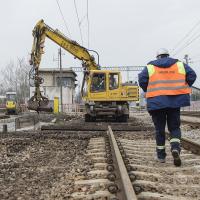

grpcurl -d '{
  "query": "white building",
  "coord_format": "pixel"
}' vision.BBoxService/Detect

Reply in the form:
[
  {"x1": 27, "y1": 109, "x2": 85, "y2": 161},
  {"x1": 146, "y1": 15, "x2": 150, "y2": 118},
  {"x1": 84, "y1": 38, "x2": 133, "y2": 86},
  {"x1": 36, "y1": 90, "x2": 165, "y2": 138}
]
[{"x1": 30, "y1": 68, "x2": 77, "y2": 111}]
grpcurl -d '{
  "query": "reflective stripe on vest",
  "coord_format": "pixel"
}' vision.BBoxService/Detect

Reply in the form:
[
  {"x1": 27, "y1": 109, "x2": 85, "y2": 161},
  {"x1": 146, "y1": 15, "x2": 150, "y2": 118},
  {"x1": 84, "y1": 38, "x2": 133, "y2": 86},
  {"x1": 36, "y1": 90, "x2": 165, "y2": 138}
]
[
  {"x1": 177, "y1": 62, "x2": 186, "y2": 75},
  {"x1": 148, "y1": 79, "x2": 185, "y2": 86},
  {"x1": 147, "y1": 64, "x2": 155, "y2": 76},
  {"x1": 147, "y1": 85, "x2": 189, "y2": 92},
  {"x1": 146, "y1": 62, "x2": 191, "y2": 98}
]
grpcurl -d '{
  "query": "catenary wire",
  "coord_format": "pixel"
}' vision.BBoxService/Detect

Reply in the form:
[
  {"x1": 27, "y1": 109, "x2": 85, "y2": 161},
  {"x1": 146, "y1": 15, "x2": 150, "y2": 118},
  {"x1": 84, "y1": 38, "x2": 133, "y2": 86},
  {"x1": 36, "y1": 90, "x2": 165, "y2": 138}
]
[
  {"x1": 191, "y1": 59, "x2": 200, "y2": 63},
  {"x1": 87, "y1": 0, "x2": 90, "y2": 48},
  {"x1": 173, "y1": 33, "x2": 200, "y2": 56},
  {"x1": 178, "y1": 26, "x2": 200, "y2": 51},
  {"x1": 171, "y1": 20, "x2": 200, "y2": 53},
  {"x1": 79, "y1": 14, "x2": 87, "y2": 26},
  {"x1": 56, "y1": 0, "x2": 71, "y2": 37},
  {"x1": 74, "y1": 0, "x2": 84, "y2": 45},
  {"x1": 192, "y1": 53, "x2": 200, "y2": 59}
]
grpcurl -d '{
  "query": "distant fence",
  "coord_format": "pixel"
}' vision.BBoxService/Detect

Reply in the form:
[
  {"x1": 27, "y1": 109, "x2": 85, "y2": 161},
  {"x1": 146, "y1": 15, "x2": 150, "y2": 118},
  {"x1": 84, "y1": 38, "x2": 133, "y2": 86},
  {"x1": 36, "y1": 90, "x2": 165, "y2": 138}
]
[
  {"x1": 181, "y1": 101, "x2": 200, "y2": 111},
  {"x1": 0, "y1": 114, "x2": 39, "y2": 132},
  {"x1": 62, "y1": 104, "x2": 85, "y2": 114},
  {"x1": 15, "y1": 115, "x2": 39, "y2": 130},
  {"x1": 19, "y1": 104, "x2": 29, "y2": 112},
  {"x1": 0, "y1": 102, "x2": 85, "y2": 115},
  {"x1": 0, "y1": 104, "x2": 6, "y2": 108}
]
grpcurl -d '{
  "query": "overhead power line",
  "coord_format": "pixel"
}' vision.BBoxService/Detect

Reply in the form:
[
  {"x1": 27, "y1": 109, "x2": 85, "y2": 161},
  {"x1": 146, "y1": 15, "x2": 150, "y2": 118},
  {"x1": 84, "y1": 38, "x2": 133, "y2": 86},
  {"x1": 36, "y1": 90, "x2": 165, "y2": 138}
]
[
  {"x1": 173, "y1": 33, "x2": 200, "y2": 56},
  {"x1": 56, "y1": 0, "x2": 71, "y2": 37},
  {"x1": 171, "y1": 20, "x2": 200, "y2": 53},
  {"x1": 87, "y1": 0, "x2": 90, "y2": 48},
  {"x1": 79, "y1": 14, "x2": 87, "y2": 26},
  {"x1": 192, "y1": 59, "x2": 200, "y2": 63},
  {"x1": 74, "y1": 0, "x2": 84, "y2": 45},
  {"x1": 192, "y1": 53, "x2": 200, "y2": 59}
]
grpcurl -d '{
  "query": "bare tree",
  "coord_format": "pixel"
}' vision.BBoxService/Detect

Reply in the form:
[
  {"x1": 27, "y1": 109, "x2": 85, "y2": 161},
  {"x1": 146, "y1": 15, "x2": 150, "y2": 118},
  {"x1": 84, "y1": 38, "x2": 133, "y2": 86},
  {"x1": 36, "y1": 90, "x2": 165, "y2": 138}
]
[
  {"x1": 0, "y1": 61, "x2": 17, "y2": 92},
  {"x1": 16, "y1": 58, "x2": 31, "y2": 103},
  {"x1": 0, "y1": 58, "x2": 31, "y2": 103}
]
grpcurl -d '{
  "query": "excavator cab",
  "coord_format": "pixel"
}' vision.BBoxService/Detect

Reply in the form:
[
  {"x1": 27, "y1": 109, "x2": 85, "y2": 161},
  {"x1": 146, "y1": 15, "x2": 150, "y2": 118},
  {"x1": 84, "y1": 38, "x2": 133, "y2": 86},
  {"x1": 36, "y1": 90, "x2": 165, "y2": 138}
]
[
  {"x1": 83, "y1": 70, "x2": 139, "y2": 121},
  {"x1": 86, "y1": 70, "x2": 138, "y2": 101},
  {"x1": 90, "y1": 73, "x2": 106, "y2": 92}
]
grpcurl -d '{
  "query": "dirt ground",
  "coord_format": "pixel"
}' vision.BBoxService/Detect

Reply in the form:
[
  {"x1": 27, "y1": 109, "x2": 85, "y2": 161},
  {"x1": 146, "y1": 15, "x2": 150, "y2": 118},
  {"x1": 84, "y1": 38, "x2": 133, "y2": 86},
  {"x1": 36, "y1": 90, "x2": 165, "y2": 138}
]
[
  {"x1": 1, "y1": 112, "x2": 200, "y2": 199},
  {"x1": 0, "y1": 133, "x2": 92, "y2": 200}
]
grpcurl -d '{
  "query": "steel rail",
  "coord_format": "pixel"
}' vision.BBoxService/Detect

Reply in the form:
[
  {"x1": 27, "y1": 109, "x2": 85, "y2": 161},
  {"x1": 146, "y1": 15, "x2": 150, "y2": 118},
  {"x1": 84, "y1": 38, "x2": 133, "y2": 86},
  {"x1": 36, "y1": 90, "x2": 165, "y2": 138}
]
[
  {"x1": 181, "y1": 111, "x2": 200, "y2": 117},
  {"x1": 181, "y1": 137, "x2": 200, "y2": 155},
  {"x1": 0, "y1": 115, "x2": 10, "y2": 119},
  {"x1": 166, "y1": 131, "x2": 200, "y2": 155},
  {"x1": 181, "y1": 120, "x2": 200, "y2": 129},
  {"x1": 107, "y1": 125, "x2": 137, "y2": 200}
]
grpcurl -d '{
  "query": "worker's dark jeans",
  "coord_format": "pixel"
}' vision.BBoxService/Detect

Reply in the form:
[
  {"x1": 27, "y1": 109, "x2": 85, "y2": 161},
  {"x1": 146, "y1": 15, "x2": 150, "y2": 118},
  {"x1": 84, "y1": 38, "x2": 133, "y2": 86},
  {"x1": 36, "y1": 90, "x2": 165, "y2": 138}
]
[{"x1": 149, "y1": 108, "x2": 181, "y2": 159}]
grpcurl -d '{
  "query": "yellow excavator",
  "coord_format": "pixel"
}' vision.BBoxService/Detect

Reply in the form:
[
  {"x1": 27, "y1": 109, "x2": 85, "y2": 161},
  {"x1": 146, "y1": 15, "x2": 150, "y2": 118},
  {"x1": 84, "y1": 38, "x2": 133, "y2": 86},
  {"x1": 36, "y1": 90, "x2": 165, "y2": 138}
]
[
  {"x1": 28, "y1": 20, "x2": 139, "y2": 122},
  {"x1": 5, "y1": 91, "x2": 19, "y2": 114}
]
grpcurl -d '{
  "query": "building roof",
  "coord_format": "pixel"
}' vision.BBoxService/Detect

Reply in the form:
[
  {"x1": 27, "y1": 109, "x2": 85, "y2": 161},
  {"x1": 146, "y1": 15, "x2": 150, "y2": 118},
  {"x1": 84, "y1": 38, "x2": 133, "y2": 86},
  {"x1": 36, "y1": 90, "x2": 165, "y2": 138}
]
[
  {"x1": 39, "y1": 68, "x2": 77, "y2": 77},
  {"x1": 6, "y1": 91, "x2": 16, "y2": 95}
]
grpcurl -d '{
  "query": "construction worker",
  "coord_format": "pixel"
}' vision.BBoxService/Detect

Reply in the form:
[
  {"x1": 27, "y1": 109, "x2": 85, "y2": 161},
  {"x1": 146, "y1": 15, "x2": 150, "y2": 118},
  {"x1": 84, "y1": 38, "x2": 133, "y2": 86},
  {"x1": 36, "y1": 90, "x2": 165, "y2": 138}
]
[
  {"x1": 98, "y1": 74, "x2": 105, "y2": 91},
  {"x1": 138, "y1": 48, "x2": 196, "y2": 166},
  {"x1": 92, "y1": 74, "x2": 105, "y2": 91},
  {"x1": 109, "y1": 74, "x2": 118, "y2": 89}
]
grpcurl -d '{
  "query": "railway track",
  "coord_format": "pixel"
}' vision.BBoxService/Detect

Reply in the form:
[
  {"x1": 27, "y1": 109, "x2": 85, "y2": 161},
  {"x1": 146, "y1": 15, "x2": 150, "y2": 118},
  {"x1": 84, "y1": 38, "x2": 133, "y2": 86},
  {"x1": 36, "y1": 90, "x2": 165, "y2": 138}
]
[
  {"x1": 181, "y1": 111, "x2": 200, "y2": 117},
  {"x1": 1, "y1": 118, "x2": 200, "y2": 199},
  {"x1": 180, "y1": 111, "x2": 200, "y2": 128},
  {"x1": 118, "y1": 134, "x2": 200, "y2": 199},
  {"x1": 69, "y1": 125, "x2": 200, "y2": 199},
  {"x1": 181, "y1": 119, "x2": 200, "y2": 129}
]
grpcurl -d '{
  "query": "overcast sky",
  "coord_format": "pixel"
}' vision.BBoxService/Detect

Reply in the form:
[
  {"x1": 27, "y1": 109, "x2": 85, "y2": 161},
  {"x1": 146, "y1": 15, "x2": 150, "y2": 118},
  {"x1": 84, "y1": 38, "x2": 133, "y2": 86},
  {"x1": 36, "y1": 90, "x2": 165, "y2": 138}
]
[{"x1": 0, "y1": 0, "x2": 199, "y2": 87}]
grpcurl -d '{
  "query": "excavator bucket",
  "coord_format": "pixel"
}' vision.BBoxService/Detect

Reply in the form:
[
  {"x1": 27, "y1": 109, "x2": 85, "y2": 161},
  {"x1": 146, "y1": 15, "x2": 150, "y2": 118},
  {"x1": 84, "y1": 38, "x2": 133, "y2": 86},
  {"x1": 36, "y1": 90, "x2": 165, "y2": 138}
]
[{"x1": 27, "y1": 95, "x2": 53, "y2": 113}]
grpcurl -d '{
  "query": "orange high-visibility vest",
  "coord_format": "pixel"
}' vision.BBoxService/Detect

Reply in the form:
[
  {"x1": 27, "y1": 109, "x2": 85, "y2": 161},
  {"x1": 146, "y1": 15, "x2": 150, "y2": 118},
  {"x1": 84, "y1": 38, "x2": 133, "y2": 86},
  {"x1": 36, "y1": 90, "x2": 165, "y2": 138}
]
[{"x1": 146, "y1": 61, "x2": 191, "y2": 98}]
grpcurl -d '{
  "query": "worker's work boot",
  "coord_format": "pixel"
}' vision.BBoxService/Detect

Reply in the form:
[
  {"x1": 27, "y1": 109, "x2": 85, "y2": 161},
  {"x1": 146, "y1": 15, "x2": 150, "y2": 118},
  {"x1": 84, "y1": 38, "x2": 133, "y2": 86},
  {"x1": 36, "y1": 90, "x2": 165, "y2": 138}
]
[
  {"x1": 172, "y1": 149, "x2": 181, "y2": 167},
  {"x1": 156, "y1": 157, "x2": 166, "y2": 163},
  {"x1": 156, "y1": 149, "x2": 166, "y2": 163}
]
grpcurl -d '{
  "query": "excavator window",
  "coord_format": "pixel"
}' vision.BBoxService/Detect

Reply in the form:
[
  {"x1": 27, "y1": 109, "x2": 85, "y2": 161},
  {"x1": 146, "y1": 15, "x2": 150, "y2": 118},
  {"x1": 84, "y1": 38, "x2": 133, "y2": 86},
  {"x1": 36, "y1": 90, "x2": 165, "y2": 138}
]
[
  {"x1": 91, "y1": 73, "x2": 106, "y2": 92},
  {"x1": 6, "y1": 93, "x2": 17, "y2": 101},
  {"x1": 109, "y1": 73, "x2": 119, "y2": 90}
]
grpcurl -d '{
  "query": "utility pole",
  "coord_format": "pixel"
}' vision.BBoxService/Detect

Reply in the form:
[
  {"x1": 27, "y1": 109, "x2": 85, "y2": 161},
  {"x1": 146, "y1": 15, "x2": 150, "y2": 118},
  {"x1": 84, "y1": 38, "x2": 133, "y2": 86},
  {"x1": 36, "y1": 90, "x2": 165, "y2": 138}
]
[
  {"x1": 59, "y1": 47, "x2": 63, "y2": 112},
  {"x1": 184, "y1": 54, "x2": 190, "y2": 65},
  {"x1": 53, "y1": 48, "x2": 64, "y2": 112},
  {"x1": 126, "y1": 66, "x2": 129, "y2": 82}
]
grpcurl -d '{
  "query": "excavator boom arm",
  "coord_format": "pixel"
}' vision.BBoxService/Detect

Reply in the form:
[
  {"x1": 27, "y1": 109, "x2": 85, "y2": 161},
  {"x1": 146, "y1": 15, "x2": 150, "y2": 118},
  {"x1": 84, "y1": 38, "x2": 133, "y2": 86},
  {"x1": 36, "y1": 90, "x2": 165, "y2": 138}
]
[
  {"x1": 31, "y1": 20, "x2": 99, "y2": 71},
  {"x1": 28, "y1": 19, "x2": 99, "y2": 112}
]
